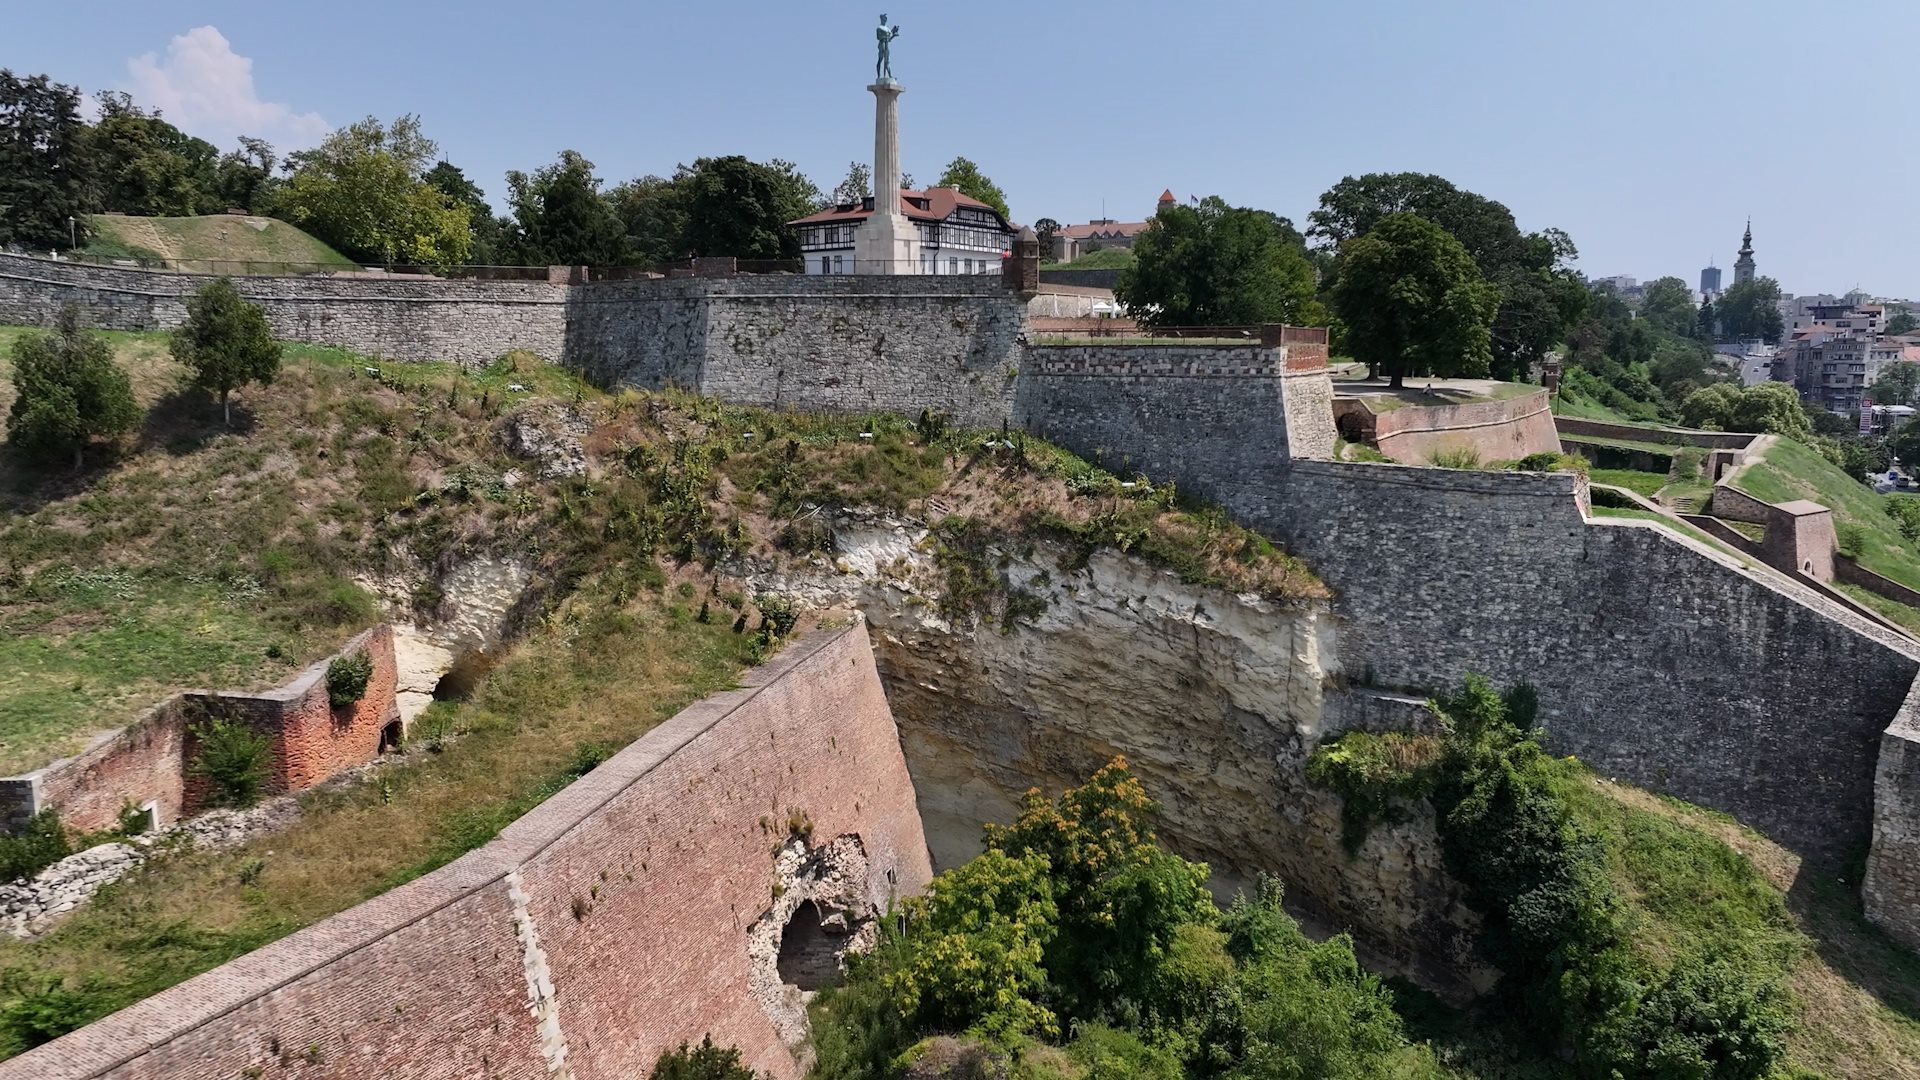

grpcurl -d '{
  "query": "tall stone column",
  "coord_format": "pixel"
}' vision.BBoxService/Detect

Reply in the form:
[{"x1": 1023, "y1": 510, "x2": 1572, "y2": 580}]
[{"x1": 855, "y1": 79, "x2": 919, "y2": 274}]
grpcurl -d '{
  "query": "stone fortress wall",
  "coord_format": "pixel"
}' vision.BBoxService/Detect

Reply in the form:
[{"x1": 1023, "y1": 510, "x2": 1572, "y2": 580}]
[
  {"x1": 1337, "y1": 389, "x2": 1562, "y2": 466},
  {"x1": 4, "y1": 621, "x2": 932, "y2": 1080},
  {"x1": 7, "y1": 254, "x2": 1920, "y2": 943}
]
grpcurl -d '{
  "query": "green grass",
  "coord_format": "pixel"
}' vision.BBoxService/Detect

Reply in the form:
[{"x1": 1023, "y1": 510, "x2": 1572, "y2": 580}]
[
  {"x1": 1735, "y1": 437, "x2": 1920, "y2": 593},
  {"x1": 1589, "y1": 468, "x2": 1667, "y2": 499},
  {"x1": 1551, "y1": 387, "x2": 1639, "y2": 422},
  {"x1": 1834, "y1": 583, "x2": 1920, "y2": 633},
  {"x1": 83, "y1": 214, "x2": 358, "y2": 272}
]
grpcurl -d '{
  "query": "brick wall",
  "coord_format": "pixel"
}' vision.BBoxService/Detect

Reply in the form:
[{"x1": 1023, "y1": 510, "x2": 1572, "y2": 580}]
[
  {"x1": 1359, "y1": 390, "x2": 1561, "y2": 465},
  {"x1": 4, "y1": 626, "x2": 400, "y2": 834},
  {"x1": 4, "y1": 621, "x2": 931, "y2": 1080}
]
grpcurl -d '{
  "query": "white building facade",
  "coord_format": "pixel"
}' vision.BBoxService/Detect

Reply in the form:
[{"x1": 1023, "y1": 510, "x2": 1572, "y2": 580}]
[{"x1": 793, "y1": 188, "x2": 1015, "y2": 275}]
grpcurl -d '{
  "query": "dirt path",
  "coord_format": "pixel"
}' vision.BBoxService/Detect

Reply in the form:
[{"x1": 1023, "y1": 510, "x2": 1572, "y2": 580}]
[{"x1": 107, "y1": 216, "x2": 177, "y2": 263}]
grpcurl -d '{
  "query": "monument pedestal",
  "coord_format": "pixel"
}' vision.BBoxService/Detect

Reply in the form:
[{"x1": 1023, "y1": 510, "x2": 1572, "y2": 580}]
[{"x1": 856, "y1": 79, "x2": 920, "y2": 274}]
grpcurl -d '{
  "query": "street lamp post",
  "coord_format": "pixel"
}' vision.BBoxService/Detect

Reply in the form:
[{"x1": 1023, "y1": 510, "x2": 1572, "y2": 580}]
[{"x1": 67, "y1": 216, "x2": 75, "y2": 251}]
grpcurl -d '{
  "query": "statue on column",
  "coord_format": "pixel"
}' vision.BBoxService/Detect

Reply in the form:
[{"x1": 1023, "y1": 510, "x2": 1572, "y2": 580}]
[{"x1": 875, "y1": 14, "x2": 902, "y2": 81}]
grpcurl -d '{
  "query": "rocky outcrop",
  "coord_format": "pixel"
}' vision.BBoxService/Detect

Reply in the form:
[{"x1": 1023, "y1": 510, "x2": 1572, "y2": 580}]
[
  {"x1": 744, "y1": 511, "x2": 1489, "y2": 995},
  {"x1": 746, "y1": 834, "x2": 881, "y2": 1065}
]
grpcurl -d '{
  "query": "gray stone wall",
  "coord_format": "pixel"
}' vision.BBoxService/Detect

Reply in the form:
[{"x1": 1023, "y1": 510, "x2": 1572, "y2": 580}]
[
  {"x1": 0, "y1": 254, "x2": 568, "y2": 366},
  {"x1": 1865, "y1": 683, "x2": 1920, "y2": 951}
]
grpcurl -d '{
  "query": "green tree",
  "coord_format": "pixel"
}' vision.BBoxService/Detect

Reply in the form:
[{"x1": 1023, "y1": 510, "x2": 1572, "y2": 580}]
[
  {"x1": 0, "y1": 71, "x2": 94, "y2": 250},
  {"x1": 87, "y1": 91, "x2": 220, "y2": 217},
  {"x1": 1679, "y1": 382, "x2": 1809, "y2": 437},
  {"x1": 647, "y1": 1036, "x2": 757, "y2": 1080},
  {"x1": 830, "y1": 160, "x2": 871, "y2": 205},
  {"x1": 934, "y1": 156, "x2": 1010, "y2": 220},
  {"x1": 505, "y1": 150, "x2": 626, "y2": 266},
  {"x1": 1713, "y1": 277, "x2": 1785, "y2": 343},
  {"x1": 212, "y1": 137, "x2": 279, "y2": 214},
  {"x1": 424, "y1": 160, "x2": 511, "y2": 265},
  {"x1": 1032, "y1": 216, "x2": 1061, "y2": 260},
  {"x1": 679, "y1": 155, "x2": 816, "y2": 259},
  {"x1": 1696, "y1": 298, "x2": 1717, "y2": 340},
  {"x1": 1331, "y1": 213, "x2": 1500, "y2": 387},
  {"x1": 1888, "y1": 309, "x2": 1918, "y2": 336},
  {"x1": 1115, "y1": 197, "x2": 1322, "y2": 328},
  {"x1": 1870, "y1": 362, "x2": 1920, "y2": 406},
  {"x1": 276, "y1": 115, "x2": 471, "y2": 266},
  {"x1": 170, "y1": 278, "x2": 282, "y2": 425},
  {"x1": 610, "y1": 174, "x2": 691, "y2": 265},
  {"x1": 5, "y1": 305, "x2": 139, "y2": 469},
  {"x1": 1640, "y1": 276, "x2": 1697, "y2": 338},
  {"x1": 1310, "y1": 173, "x2": 1585, "y2": 381}
]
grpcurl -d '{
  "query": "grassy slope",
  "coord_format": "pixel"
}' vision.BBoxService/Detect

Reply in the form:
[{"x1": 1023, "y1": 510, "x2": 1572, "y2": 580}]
[
  {"x1": 1736, "y1": 437, "x2": 1920, "y2": 592},
  {"x1": 84, "y1": 214, "x2": 358, "y2": 270},
  {"x1": 1044, "y1": 247, "x2": 1135, "y2": 270},
  {"x1": 1551, "y1": 386, "x2": 1638, "y2": 422}
]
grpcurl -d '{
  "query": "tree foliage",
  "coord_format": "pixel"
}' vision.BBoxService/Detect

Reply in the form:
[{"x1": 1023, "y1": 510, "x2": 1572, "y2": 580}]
[
  {"x1": 87, "y1": 92, "x2": 219, "y2": 217},
  {"x1": 213, "y1": 137, "x2": 279, "y2": 214},
  {"x1": 680, "y1": 155, "x2": 817, "y2": 260},
  {"x1": 0, "y1": 70, "x2": 94, "y2": 249},
  {"x1": 1713, "y1": 277, "x2": 1785, "y2": 343},
  {"x1": 1869, "y1": 362, "x2": 1920, "y2": 407},
  {"x1": 1310, "y1": 172, "x2": 1586, "y2": 380},
  {"x1": 1639, "y1": 276, "x2": 1697, "y2": 339},
  {"x1": 170, "y1": 278, "x2": 282, "y2": 425},
  {"x1": 648, "y1": 1036, "x2": 757, "y2": 1080},
  {"x1": 505, "y1": 150, "x2": 627, "y2": 267},
  {"x1": 830, "y1": 160, "x2": 872, "y2": 205},
  {"x1": 1678, "y1": 381, "x2": 1810, "y2": 438},
  {"x1": 424, "y1": 160, "x2": 510, "y2": 265},
  {"x1": 1116, "y1": 197, "x2": 1322, "y2": 328},
  {"x1": 1888, "y1": 309, "x2": 1918, "y2": 336},
  {"x1": 5, "y1": 304, "x2": 138, "y2": 469},
  {"x1": 276, "y1": 115, "x2": 471, "y2": 266},
  {"x1": 933, "y1": 156, "x2": 1010, "y2": 220},
  {"x1": 1032, "y1": 216, "x2": 1060, "y2": 259},
  {"x1": 1330, "y1": 213, "x2": 1500, "y2": 386}
]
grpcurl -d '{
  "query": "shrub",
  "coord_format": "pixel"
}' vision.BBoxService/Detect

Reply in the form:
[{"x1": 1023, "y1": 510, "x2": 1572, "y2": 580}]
[
  {"x1": 4, "y1": 305, "x2": 140, "y2": 470},
  {"x1": 1303, "y1": 731, "x2": 1442, "y2": 851},
  {"x1": 326, "y1": 650, "x2": 374, "y2": 708},
  {"x1": 1836, "y1": 523, "x2": 1865, "y2": 560},
  {"x1": 0, "y1": 810, "x2": 70, "y2": 884},
  {"x1": 0, "y1": 974, "x2": 110, "y2": 1056},
  {"x1": 1429, "y1": 445, "x2": 1483, "y2": 470},
  {"x1": 189, "y1": 715, "x2": 274, "y2": 808},
  {"x1": 169, "y1": 278, "x2": 283, "y2": 426},
  {"x1": 1511, "y1": 451, "x2": 1589, "y2": 474},
  {"x1": 754, "y1": 592, "x2": 800, "y2": 639},
  {"x1": 1886, "y1": 495, "x2": 1920, "y2": 542},
  {"x1": 647, "y1": 1036, "x2": 757, "y2": 1080}
]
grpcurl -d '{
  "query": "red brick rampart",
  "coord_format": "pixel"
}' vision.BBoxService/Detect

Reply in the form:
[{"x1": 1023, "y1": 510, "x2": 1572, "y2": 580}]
[
  {"x1": 3, "y1": 626, "x2": 400, "y2": 834},
  {"x1": 4, "y1": 619, "x2": 932, "y2": 1080}
]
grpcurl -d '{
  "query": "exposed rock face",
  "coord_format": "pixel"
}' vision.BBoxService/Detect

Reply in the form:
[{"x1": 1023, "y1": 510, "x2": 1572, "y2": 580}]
[
  {"x1": 391, "y1": 626, "x2": 456, "y2": 724},
  {"x1": 745, "y1": 835, "x2": 883, "y2": 1068},
  {"x1": 505, "y1": 404, "x2": 592, "y2": 479},
  {"x1": 747, "y1": 512, "x2": 1488, "y2": 995}
]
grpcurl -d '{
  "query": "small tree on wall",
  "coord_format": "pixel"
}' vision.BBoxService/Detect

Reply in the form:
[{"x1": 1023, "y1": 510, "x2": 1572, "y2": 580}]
[
  {"x1": 188, "y1": 715, "x2": 273, "y2": 808},
  {"x1": 170, "y1": 278, "x2": 283, "y2": 426},
  {"x1": 326, "y1": 650, "x2": 374, "y2": 709}
]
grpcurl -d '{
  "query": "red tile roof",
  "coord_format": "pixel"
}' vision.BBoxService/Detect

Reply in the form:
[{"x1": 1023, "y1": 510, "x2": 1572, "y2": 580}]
[
  {"x1": 1056, "y1": 219, "x2": 1152, "y2": 240},
  {"x1": 789, "y1": 186, "x2": 1010, "y2": 227}
]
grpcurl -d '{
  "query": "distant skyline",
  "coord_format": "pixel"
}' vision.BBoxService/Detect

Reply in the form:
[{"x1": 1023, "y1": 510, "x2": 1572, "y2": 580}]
[{"x1": 9, "y1": 0, "x2": 1918, "y2": 298}]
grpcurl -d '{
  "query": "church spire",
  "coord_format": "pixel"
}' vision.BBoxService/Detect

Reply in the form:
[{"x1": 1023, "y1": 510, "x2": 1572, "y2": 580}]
[{"x1": 1734, "y1": 219, "x2": 1756, "y2": 285}]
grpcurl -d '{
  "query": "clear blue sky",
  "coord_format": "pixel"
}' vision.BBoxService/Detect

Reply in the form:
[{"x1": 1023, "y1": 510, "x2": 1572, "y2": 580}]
[{"x1": 10, "y1": 0, "x2": 1917, "y2": 298}]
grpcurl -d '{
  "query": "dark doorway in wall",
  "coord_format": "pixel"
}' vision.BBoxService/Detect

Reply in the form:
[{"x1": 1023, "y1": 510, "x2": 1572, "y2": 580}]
[
  {"x1": 433, "y1": 649, "x2": 496, "y2": 702},
  {"x1": 776, "y1": 901, "x2": 847, "y2": 991},
  {"x1": 379, "y1": 720, "x2": 403, "y2": 754}
]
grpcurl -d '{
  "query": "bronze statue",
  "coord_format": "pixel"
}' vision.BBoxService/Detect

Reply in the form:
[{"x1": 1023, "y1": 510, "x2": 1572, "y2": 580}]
[{"x1": 876, "y1": 14, "x2": 901, "y2": 81}]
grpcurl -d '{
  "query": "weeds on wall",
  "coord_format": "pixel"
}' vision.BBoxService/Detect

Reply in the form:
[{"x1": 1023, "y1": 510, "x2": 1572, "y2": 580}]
[
  {"x1": 187, "y1": 715, "x2": 273, "y2": 808},
  {"x1": 0, "y1": 811, "x2": 69, "y2": 885},
  {"x1": 324, "y1": 650, "x2": 373, "y2": 709}
]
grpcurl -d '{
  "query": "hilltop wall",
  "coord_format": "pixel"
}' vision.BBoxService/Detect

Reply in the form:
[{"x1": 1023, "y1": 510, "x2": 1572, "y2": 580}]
[
  {"x1": 4, "y1": 621, "x2": 932, "y2": 1080},
  {"x1": 1015, "y1": 360, "x2": 1920, "y2": 860}
]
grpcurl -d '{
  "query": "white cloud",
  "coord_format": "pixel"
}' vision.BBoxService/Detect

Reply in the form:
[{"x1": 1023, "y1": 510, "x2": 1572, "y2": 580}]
[{"x1": 124, "y1": 26, "x2": 329, "y2": 150}]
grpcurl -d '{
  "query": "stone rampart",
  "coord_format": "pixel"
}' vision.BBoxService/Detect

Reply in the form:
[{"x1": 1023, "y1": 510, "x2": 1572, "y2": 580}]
[
  {"x1": 1553, "y1": 416, "x2": 1759, "y2": 450},
  {"x1": 0, "y1": 254, "x2": 568, "y2": 366},
  {"x1": 1360, "y1": 390, "x2": 1561, "y2": 466},
  {"x1": 2, "y1": 620, "x2": 932, "y2": 1080},
  {"x1": 0, "y1": 626, "x2": 399, "y2": 835},
  {"x1": 1865, "y1": 680, "x2": 1920, "y2": 951}
]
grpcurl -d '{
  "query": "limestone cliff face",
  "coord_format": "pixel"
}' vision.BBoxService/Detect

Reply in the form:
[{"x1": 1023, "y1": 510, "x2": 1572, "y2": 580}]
[{"x1": 745, "y1": 513, "x2": 1487, "y2": 994}]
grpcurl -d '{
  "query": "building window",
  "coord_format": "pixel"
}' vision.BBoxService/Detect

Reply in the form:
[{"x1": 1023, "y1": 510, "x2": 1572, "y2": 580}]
[
  {"x1": 834, "y1": 255, "x2": 844, "y2": 274},
  {"x1": 948, "y1": 257, "x2": 958, "y2": 274},
  {"x1": 921, "y1": 253, "x2": 933, "y2": 274},
  {"x1": 820, "y1": 256, "x2": 831, "y2": 275}
]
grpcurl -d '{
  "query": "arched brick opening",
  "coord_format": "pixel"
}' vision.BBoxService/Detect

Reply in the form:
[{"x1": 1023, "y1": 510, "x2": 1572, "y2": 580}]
[
  {"x1": 379, "y1": 720, "x2": 403, "y2": 755},
  {"x1": 776, "y1": 900, "x2": 847, "y2": 991}
]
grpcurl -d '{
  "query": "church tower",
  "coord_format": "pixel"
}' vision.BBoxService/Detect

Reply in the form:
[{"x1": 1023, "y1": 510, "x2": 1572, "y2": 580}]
[{"x1": 1733, "y1": 220, "x2": 1756, "y2": 285}]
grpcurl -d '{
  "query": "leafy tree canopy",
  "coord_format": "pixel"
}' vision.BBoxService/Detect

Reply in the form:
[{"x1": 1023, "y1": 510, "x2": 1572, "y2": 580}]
[
  {"x1": 1888, "y1": 308, "x2": 1918, "y2": 336},
  {"x1": 0, "y1": 70, "x2": 94, "y2": 250},
  {"x1": 1330, "y1": 213, "x2": 1500, "y2": 386},
  {"x1": 170, "y1": 278, "x2": 282, "y2": 425},
  {"x1": 1713, "y1": 277, "x2": 1785, "y2": 343},
  {"x1": 505, "y1": 150, "x2": 626, "y2": 267},
  {"x1": 276, "y1": 115, "x2": 471, "y2": 267},
  {"x1": 679, "y1": 155, "x2": 818, "y2": 260},
  {"x1": 5, "y1": 304, "x2": 139, "y2": 469},
  {"x1": 647, "y1": 1035, "x2": 757, "y2": 1080},
  {"x1": 1115, "y1": 196, "x2": 1322, "y2": 328},
  {"x1": 1639, "y1": 276, "x2": 1697, "y2": 339},
  {"x1": 87, "y1": 91, "x2": 220, "y2": 217},
  {"x1": 933, "y1": 156, "x2": 1010, "y2": 220},
  {"x1": 212, "y1": 137, "x2": 279, "y2": 215},
  {"x1": 1031, "y1": 216, "x2": 1061, "y2": 259},
  {"x1": 1310, "y1": 172, "x2": 1585, "y2": 380},
  {"x1": 424, "y1": 160, "x2": 511, "y2": 265},
  {"x1": 1678, "y1": 381, "x2": 1810, "y2": 438}
]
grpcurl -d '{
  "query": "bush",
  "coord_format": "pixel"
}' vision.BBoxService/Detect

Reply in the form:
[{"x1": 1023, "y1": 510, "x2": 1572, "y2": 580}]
[
  {"x1": 0, "y1": 810, "x2": 70, "y2": 884},
  {"x1": 326, "y1": 650, "x2": 374, "y2": 708},
  {"x1": 169, "y1": 278, "x2": 283, "y2": 426},
  {"x1": 1886, "y1": 495, "x2": 1920, "y2": 542},
  {"x1": 4, "y1": 305, "x2": 139, "y2": 469},
  {"x1": 0, "y1": 974, "x2": 110, "y2": 1056},
  {"x1": 188, "y1": 715, "x2": 274, "y2": 808},
  {"x1": 1429, "y1": 445, "x2": 1483, "y2": 470},
  {"x1": 1303, "y1": 731, "x2": 1442, "y2": 851},
  {"x1": 1836, "y1": 523, "x2": 1865, "y2": 560},
  {"x1": 1511, "y1": 451, "x2": 1588, "y2": 474},
  {"x1": 648, "y1": 1035, "x2": 757, "y2": 1080}
]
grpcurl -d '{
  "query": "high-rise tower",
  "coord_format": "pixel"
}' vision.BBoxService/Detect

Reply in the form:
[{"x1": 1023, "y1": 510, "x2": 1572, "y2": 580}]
[{"x1": 1733, "y1": 220, "x2": 1756, "y2": 285}]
